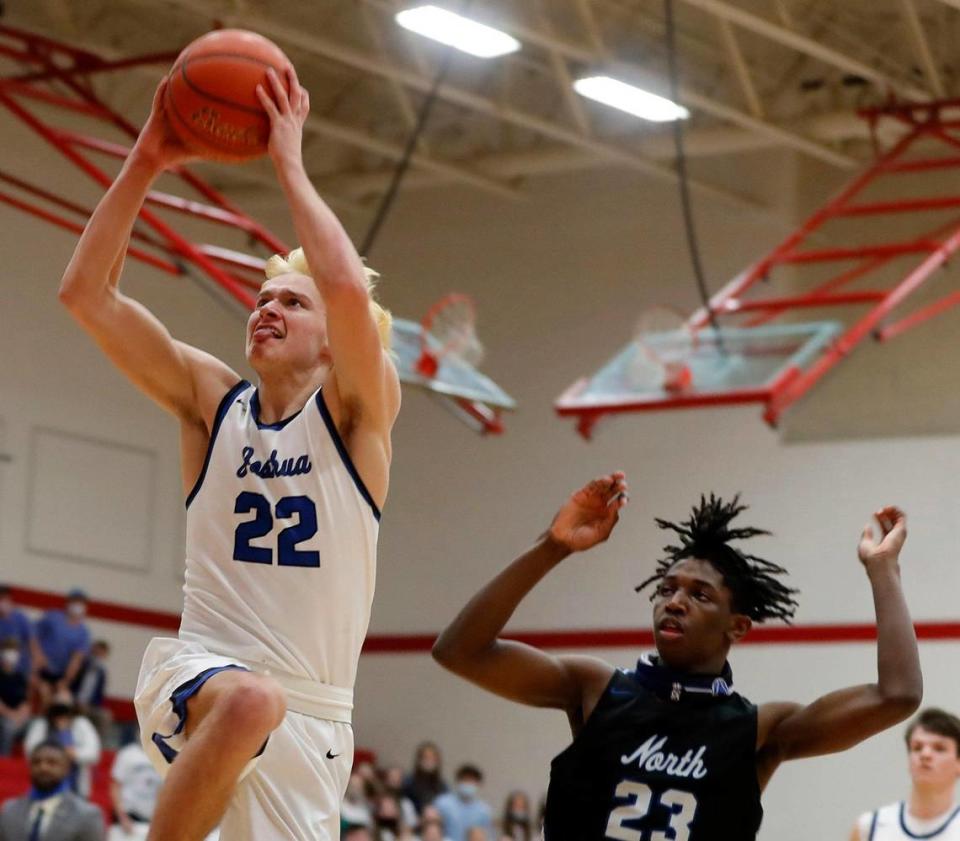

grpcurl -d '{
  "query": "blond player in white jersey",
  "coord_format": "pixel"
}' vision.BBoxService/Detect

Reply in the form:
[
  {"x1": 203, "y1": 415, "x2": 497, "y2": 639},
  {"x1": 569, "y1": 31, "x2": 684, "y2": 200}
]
[
  {"x1": 851, "y1": 708, "x2": 960, "y2": 841},
  {"x1": 59, "y1": 65, "x2": 400, "y2": 841}
]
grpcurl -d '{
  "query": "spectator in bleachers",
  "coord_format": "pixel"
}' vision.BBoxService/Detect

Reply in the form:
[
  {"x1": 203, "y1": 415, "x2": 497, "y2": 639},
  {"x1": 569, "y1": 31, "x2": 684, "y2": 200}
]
[
  {"x1": 432, "y1": 765, "x2": 494, "y2": 841},
  {"x1": 498, "y1": 791, "x2": 532, "y2": 841},
  {"x1": 71, "y1": 640, "x2": 111, "y2": 741},
  {"x1": 341, "y1": 772, "x2": 374, "y2": 831},
  {"x1": 0, "y1": 637, "x2": 30, "y2": 755},
  {"x1": 402, "y1": 742, "x2": 448, "y2": 813},
  {"x1": 35, "y1": 589, "x2": 92, "y2": 708},
  {"x1": 0, "y1": 585, "x2": 38, "y2": 678},
  {"x1": 23, "y1": 691, "x2": 101, "y2": 798},
  {"x1": 343, "y1": 826, "x2": 374, "y2": 841},
  {"x1": 107, "y1": 735, "x2": 162, "y2": 841},
  {"x1": 382, "y1": 765, "x2": 419, "y2": 830},
  {"x1": 372, "y1": 792, "x2": 417, "y2": 841},
  {"x1": 0, "y1": 739, "x2": 104, "y2": 841},
  {"x1": 419, "y1": 805, "x2": 453, "y2": 841}
]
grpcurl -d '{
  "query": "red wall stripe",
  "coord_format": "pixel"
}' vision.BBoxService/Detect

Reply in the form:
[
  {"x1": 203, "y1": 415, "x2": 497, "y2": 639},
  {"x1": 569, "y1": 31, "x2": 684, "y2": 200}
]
[
  {"x1": 10, "y1": 586, "x2": 181, "y2": 631},
  {"x1": 11, "y1": 585, "x2": 959, "y2": 652},
  {"x1": 361, "y1": 622, "x2": 960, "y2": 653}
]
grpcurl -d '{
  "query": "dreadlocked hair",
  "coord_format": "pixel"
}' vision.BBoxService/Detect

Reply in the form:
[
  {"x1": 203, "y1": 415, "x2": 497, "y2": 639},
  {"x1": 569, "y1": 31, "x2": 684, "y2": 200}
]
[{"x1": 635, "y1": 494, "x2": 798, "y2": 624}]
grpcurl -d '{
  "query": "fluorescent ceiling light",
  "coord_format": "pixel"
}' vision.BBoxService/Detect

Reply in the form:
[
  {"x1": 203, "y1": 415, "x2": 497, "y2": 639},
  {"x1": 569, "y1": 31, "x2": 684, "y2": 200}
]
[
  {"x1": 574, "y1": 76, "x2": 689, "y2": 122},
  {"x1": 395, "y1": 5, "x2": 521, "y2": 58}
]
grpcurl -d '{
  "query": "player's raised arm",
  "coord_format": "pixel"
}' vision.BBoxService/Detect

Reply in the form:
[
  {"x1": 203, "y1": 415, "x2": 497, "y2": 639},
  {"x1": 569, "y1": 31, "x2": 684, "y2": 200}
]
[
  {"x1": 432, "y1": 473, "x2": 628, "y2": 713},
  {"x1": 757, "y1": 507, "x2": 921, "y2": 774},
  {"x1": 257, "y1": 67, "x2": 398, "y2": 430},
  {"x1": 58, "y1": 78, "x2": 238, "y2": 422}
]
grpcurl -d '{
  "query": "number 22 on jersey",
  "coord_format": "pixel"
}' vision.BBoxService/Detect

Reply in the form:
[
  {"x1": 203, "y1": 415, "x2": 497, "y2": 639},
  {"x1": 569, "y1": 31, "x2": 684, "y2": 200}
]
[
  {"x1": 232, "y1": 491, "x2": 320, "y2": 567},
  {"x1": 606, "y1": 781, "x2": 698, "y2": 841}
]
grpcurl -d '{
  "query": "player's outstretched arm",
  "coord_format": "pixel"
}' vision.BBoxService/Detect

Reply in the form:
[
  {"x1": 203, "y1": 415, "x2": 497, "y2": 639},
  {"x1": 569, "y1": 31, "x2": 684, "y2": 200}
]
[
  {"x1": 757, "y1": 508, "x2": 921, "y2": 774},
  {"x1": 257, "y1": 67, "x2": 398, "y2": 432},
  {"x1": 59, "y1": 78, "x2": 238, "y2": 422},
  {"x1": 432, "y1": 473, "x2": 628, "y2": 712}
]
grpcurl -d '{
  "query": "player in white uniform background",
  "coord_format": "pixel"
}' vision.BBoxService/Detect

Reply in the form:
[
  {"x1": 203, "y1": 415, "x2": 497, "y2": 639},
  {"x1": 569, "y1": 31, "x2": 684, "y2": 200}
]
[
  {"x1": 851, "y1": 708, "x2": 960, "y2": 841},
  {"x1": 59, "y1": 64, "x2": 400, "y2": 841}
]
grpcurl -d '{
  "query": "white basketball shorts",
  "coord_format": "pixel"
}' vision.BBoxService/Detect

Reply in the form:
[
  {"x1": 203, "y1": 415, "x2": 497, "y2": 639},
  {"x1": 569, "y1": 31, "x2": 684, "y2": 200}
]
[{"x1": 135, "y1": 637, "x2": 353, "y2": 841}]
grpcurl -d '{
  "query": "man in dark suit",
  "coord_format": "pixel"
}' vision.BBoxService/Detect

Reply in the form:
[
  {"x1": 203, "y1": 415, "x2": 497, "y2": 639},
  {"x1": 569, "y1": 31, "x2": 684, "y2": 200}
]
[{"x1": 0, "y1": 740, "x2": 104, "y2": 841}]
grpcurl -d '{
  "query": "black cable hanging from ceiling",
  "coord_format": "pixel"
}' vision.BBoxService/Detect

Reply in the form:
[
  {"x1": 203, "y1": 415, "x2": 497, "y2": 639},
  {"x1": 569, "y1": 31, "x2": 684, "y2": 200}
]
[
  {"x1": 360, "y1": 3, "x2": 472, "y2": 258},
  {"x1": 663, "y1": 0, "x2": 726, "y2": 351}
]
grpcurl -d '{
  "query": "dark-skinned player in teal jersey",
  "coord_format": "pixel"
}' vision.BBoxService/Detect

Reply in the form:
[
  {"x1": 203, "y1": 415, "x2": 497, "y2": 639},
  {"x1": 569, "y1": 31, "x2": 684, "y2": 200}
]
[{"x1": 433, "y1": 472, "x2": 922, "y2": 841}]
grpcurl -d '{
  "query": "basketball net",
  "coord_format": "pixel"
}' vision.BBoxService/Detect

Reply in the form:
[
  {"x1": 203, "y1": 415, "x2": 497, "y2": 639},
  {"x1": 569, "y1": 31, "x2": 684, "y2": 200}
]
[
  {"x1": 626, "y1": 306, "x2": 696, "y2": 393},
  {"x1": 416, "y1": 293, "x2": 485, "y2": 379}
]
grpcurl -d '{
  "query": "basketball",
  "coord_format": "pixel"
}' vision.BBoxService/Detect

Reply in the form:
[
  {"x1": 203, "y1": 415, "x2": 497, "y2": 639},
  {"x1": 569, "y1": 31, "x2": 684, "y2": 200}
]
[{"x1": 164, "y1": 29, "x2": 292, "y2": 161}]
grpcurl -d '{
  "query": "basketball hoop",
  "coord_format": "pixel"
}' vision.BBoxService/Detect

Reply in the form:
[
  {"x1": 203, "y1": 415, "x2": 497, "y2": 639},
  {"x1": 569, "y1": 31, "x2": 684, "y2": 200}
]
[
  {"x1": 626, "y1": 305, "x2": 697, "y2": 394},
  {"x1": 416, "y1": 293, "x2": 485, "y2": 379}
]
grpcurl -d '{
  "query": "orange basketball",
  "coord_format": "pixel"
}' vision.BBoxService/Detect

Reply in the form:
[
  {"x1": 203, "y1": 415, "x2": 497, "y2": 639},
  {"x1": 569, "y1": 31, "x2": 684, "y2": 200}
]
[{"x1": 165, "y1": 29, "x2": 292, "y2": 161}]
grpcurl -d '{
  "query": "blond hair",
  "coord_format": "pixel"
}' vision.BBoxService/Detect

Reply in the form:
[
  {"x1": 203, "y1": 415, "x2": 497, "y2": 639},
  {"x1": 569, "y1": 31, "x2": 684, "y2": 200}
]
[{"x1": 264, "y1": 247, "x2": 393, "y2": 350}]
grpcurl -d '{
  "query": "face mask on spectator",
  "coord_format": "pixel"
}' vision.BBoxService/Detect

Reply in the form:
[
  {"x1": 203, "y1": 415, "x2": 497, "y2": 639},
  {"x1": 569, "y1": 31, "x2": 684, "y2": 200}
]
[
  {"x1": 0, "y1": 649, "x2": 18, "y2": 669},
  {"x1": 376, "y1": 817, "x2": 398, "y2": 832},
  {"x1": 457, "y1": 782, "x2": 478, "y2": 800},
  {"x1": 67, "y1": 601, "x2": 86, "y2": 619}
]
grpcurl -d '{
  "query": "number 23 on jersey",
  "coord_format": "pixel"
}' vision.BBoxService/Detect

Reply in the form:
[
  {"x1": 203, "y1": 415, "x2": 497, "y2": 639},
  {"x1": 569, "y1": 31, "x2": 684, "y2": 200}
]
[{"x1": 606, "y1": 781, "x2": 698, "y2": 841}]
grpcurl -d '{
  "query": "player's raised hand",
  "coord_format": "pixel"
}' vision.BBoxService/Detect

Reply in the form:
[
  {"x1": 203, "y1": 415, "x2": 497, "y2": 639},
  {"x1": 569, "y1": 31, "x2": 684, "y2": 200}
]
[
  {"x1": 858, "y1": 506, "x2": 907, "y2": 571},
  {"x1": 132, "y1": 77, "x2": 199, "y2": 170},
  {"x1": 256, "y1": 65, "x2": 310, "y2": 170},
  {"x1": 548, "y1": 472, "x2": 628, "y2": 553}
]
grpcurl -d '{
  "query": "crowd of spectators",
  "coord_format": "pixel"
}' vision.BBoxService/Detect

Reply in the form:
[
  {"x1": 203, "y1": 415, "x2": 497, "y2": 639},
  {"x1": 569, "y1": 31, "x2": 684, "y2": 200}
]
[
  {"x1": 341, "y1": 742, "x2": 540, "y2": 841},
  {"x1": 0, "y1": 586, "x2": 119, "y2": 840},
  {"x1": 0, "y1": 587, "x2": 111, "y2": 759}
]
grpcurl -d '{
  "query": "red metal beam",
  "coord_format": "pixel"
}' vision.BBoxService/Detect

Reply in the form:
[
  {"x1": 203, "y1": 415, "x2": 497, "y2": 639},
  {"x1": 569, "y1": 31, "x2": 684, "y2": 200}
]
[
  {"x1": 0, "y1": 44, "x2": 36, "y2": 64},
  {"x1": 0, "y1": 190, "x2": 180, "y2": 274},
  {"x1": 720, "y1": 290, "x2": 886, "y2": 313},
  {"x1": 57, "y1": 129, "x2": 133, "y2": 160},
  {"x1": 837, "y1": 196, "x2": 960, "y2": 216},
  {"x1": 0, "y1": 28, "x2": 289, "y2": 309},
  {"x1": 877, "y1": 289, "x2": 960, "y2": 340},
  {"x1": 10, "y1": 51, "x2": 180, "y2": 85},
  {"x1": 38, "y1": 58, "x2": 288, "y2": 256},
  {"x1": 556, "y1": 386, "x2": 773, "y2": 416},
  {"x1": 0, "y1": 24, "x2": 99, "y2": 59},
  {"x1": 767, "y1": 226, "x2": 960, "y2": 423},
  {"x1": 195, "y1": 244, "x2": 268, "y2": 273},
  {"x1": 927, "y1": 126, "x2": 960, "y2": 153},
  {"x1": 58, "y1": 133, "x2": 287, "y2": 252},
  {"x1": 0, "y1": 168, "x2": 98, "y2": 221},
  {"x1": 0, "y1": 169, "x2": 194, "y2": 257},
  {"x1": 689, "y1": 127, "x2": 923, "y2": 330},
  {"x1": 453, "y1": 398, "x2": 504, "y2": 435},
  {"x1": 779, "y1": 241, "x2": 937, "y2": 263},
  {"x1": 147, "y1": 191, "x2": 269, "y2": 236},
  {"x1": 0, "y1": 81, "x2": 110, "y2": 118},
  {"x1": 860, "y1": 98, "x2": 960, "y2": 116},
  {"x1": 882, "y1": 155, "x2": 960, "y2": 173},
  {"x1": 744, "y1": 257, "x2": 895, "y2": 327},
  {"x1": 0, "y1": 90, "x2": 255, "y2": 308}
]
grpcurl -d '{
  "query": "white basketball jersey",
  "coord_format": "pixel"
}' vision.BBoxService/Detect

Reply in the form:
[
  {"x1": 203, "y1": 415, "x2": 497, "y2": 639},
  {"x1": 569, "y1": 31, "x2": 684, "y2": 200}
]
[
  {"x1": 858, "y1": 802, "x2": 960, "y2": 840},
  {"x1": 179, "y1": 380, "x2": 379, "y2": 691}
]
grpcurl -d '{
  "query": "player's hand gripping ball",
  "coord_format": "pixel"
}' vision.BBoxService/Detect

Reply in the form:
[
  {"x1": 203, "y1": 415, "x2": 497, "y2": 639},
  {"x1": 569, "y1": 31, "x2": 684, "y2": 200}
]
[{"x1": 164, "y1": 29, "x2": 293, "y2": 161}]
